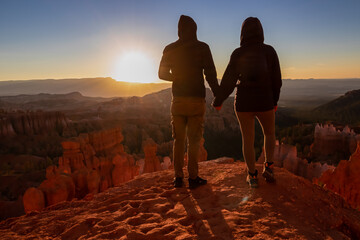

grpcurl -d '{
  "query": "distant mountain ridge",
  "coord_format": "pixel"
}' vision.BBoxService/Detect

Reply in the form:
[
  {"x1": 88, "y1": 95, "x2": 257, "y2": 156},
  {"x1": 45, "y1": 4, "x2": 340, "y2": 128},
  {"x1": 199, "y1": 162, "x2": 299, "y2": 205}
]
[
  {"x1": 313, "y1": 89, "x2": 360, "y2": 123},
  {"x1": 0, "y1": 77, "x2": 171, "y2": 98},
  {"x1": 0, "y1": 78, "x2": 359, "y2": 108}
]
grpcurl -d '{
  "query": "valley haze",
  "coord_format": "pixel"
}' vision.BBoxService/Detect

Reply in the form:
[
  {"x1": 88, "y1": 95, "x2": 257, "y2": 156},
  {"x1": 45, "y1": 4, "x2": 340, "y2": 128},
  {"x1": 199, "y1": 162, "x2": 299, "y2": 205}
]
[{"x1": 0, "y1": 77, "x2": 359, "y2": 108}]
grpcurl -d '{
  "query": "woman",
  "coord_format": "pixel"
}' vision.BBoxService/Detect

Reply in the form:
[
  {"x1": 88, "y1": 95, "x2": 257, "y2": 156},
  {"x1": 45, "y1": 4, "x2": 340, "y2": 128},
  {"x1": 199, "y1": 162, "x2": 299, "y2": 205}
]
[{"x1": 213, "y1": 17, "x2": 282, "y2": 188}]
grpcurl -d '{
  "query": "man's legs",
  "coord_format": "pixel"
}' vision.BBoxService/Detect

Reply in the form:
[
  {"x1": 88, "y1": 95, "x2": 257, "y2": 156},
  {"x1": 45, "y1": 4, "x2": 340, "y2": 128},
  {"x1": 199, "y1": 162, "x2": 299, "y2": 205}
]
[
  {"x1": 171, "y1": 115, "x2": 187, "y2": 178},
  {"x1": 187, "y1": 114, "x2": 204, "y2": 179},
  {"x1": 171, "y1": 97, "x2": 206, "y2": 188}
]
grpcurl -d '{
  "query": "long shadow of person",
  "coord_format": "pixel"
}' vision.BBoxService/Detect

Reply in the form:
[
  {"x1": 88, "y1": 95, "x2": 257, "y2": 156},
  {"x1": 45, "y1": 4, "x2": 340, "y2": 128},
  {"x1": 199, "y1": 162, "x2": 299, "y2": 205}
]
[{"x1": 179, "y1": 185, "x2": 235, "y2": 240}]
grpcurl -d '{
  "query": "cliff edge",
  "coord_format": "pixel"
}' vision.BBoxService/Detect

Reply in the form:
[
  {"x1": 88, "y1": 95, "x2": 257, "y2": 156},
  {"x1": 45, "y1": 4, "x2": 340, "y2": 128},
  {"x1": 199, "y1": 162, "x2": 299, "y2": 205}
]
[{"x1": 1, "y1": 160, "x2": 359, "y2": 240}]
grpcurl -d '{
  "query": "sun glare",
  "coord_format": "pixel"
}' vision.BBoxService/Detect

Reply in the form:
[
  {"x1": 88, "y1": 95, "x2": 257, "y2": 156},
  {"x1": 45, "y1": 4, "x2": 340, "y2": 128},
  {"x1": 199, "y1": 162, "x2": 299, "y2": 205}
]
[{"x1": 112, "y1": 51, "x2": 158, "y2": 83}]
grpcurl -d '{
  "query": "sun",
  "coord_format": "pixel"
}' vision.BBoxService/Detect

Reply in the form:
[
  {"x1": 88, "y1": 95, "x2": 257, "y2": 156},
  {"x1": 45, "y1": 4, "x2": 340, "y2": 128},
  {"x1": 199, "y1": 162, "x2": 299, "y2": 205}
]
[{"x1": 112, "y1": 51, "x2": 158, "y2": 83}]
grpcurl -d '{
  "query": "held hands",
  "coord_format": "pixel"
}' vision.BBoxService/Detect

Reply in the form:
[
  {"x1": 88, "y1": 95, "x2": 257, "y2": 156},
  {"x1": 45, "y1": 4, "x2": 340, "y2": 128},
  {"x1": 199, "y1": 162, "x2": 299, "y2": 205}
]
[
  {"x1": 212, "y1": 98, "x2": 222, "y2": 111},
  {"x1": 214, "y1": 105, "x2": 222, "y2": 111}
]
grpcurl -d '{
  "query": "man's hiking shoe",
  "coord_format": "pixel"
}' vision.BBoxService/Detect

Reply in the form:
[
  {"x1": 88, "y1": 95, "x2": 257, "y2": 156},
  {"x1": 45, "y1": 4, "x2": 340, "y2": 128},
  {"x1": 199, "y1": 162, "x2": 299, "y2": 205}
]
[
  {"x1": 174, "y1": 177, "x2": 183, "y2": 188},
  {"x1": 246, "y1": 170, "x2": 259, "y2": 188},
  {"x1": 262, "y1": 162, "x2": 275, "y2": 183},
  {"x1": 188, "y1": 176, "x2": 207, "y2": 189}
]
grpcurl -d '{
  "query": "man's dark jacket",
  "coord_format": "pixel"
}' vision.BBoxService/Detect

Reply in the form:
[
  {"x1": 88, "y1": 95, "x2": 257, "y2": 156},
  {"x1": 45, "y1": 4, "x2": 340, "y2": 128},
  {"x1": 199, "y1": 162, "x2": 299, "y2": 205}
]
[
  {"x1": 213, "y1": 17, "x2": 282, "y2": 112},
  {"x1": 158, "y1": 15, "x2": 219, "y2": 98}
]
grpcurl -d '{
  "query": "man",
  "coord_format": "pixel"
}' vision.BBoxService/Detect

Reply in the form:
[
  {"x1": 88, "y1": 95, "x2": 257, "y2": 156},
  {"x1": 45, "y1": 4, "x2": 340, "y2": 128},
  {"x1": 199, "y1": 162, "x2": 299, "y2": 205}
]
[{"x1": 158, "y1": 15, "x2": 219, "y2": 189}]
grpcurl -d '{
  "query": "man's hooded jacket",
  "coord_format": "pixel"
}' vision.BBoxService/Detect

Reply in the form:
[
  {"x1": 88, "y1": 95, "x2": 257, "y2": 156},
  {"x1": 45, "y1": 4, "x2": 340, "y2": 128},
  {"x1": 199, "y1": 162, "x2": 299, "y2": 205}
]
[
  {"x1": 213, "y1": 17, "x2": 282, "y2": 112},
  {"x1": 159, "y1": 15, "x2": 219, "y2": 98}
]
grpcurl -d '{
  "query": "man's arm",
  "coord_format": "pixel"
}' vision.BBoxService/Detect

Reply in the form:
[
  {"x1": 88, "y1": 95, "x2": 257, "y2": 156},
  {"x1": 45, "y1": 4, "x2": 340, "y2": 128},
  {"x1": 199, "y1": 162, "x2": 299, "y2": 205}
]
[
  {"x1": 203, "y1": 45, "x2": 219, "y2": 96},
  {"x1": 158, "y1": 48, "x2": 173, "y2": 82}
]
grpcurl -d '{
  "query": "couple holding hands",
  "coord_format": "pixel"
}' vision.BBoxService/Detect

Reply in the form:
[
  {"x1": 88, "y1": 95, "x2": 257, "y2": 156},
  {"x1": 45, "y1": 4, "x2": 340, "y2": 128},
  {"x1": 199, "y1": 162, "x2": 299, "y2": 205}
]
[{"x1": 158, "y1": 15, "x2": 282, "y2": 189}]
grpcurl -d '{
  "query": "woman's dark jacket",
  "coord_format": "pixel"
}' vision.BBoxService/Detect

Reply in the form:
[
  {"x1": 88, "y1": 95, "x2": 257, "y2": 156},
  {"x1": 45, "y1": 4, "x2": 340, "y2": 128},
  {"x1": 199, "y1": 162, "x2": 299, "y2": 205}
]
[{"x1": 213, "y1": 17, "x2": 282, "y2": 112}]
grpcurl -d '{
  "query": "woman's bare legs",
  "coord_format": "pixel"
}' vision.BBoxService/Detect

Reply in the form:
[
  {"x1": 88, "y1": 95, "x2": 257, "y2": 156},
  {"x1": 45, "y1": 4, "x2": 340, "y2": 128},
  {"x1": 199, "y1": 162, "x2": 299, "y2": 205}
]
[
  {"x1": 256, "y1": 109, "x2": 276, "y2": 164},
  {"x1": 236, "y1": 111, "x2": 256, "y2": 174}
]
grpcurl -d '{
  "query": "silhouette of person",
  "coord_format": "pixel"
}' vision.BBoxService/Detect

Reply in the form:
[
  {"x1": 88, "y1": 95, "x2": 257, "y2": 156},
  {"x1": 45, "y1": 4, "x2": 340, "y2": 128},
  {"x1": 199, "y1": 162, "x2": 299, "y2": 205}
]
[
  {"x1": 213, "y1": 17, "x2": 282, "y2": 188},
  {"x1": 159, "y1": 15, "x2": 219, "y2": 189}
]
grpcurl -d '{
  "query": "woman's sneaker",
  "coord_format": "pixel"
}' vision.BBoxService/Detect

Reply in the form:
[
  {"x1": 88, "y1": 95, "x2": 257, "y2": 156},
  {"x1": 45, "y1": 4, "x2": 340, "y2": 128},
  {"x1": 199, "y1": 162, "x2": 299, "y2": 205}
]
[
  {"x1": 246, "y1": 169, "x2": 258, "y2": 188},
  {"x1": 262, "y1": 162, "x2": 275, "y2": 183}
]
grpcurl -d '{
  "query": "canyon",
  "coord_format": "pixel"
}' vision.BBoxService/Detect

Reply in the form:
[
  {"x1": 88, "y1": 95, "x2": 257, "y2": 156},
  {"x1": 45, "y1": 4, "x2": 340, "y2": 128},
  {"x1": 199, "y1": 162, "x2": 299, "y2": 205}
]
[{"x1": 1, "y1": 88, "x2": 360, "y2": 232}]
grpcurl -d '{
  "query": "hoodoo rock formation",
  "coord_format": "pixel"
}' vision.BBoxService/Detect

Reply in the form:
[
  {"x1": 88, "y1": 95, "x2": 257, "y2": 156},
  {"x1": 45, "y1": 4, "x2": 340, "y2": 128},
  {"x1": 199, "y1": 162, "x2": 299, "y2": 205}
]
[
  {"x1": 258, "y1": 141, "x2": 334, "y2": 181},
  {"x1": 22, "y1": 187, "x2": 45, "y2": 214},
  {"x1": 310, "y1": 124, "x2": 360, "y2": 163},
  {"x1": 0, "y1": 111, "x2": 68, "y2": 137},
  {"x1": 22, "y1": 128, "x2": 139, "y2": 213},
  {"x1": 142, "y1": 138, "x2": 162, "y2": 174},
  {"x1": 161, "y1": 156, "x2": 172, "y2": 170},
  {"x1": 317, "y1": 141, "x2": 360, "y2": 210}
]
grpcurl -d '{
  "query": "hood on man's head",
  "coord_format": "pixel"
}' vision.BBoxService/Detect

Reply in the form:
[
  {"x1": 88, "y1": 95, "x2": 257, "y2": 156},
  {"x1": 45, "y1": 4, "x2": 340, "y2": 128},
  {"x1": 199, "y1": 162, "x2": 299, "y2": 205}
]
[
  {"x1": 240, "y1": 17, "x2": 264, "y2": 46},
  {"x1": 178, "y1": 15, "x2": 197, "y2": 41}
]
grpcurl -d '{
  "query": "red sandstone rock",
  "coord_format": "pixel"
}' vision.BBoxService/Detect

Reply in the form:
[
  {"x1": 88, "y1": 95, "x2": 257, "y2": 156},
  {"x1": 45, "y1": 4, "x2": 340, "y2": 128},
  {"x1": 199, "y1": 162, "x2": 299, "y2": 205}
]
[
  {"x1": 0, "y1": 119, "x2": 16, "y2": 137},
  {"x1": 258, "y1": 141, "x2": 334, "y2": 181},
  {"x1": 72, "y1": 168, "x2": 89, "y2": 199},
  {"x1": 317, "y1": 141, "x2": 360, "y2": 209},
  {"x1": 58, "y1": 157, "x2": 72, "y2": 174},
  {"x1": 142, "y1": 139, "x2": 162, "y2": 173},
  {"x1": 5, "y1": 161, "x2": 360, "y2": 240},
  {"x1": 87, "y1": 169, "x2": 100, "y2": 194},
  {"x1": 161, "y1": 156, "x2": 172, "y2": 170},
  {"x1": 137, "y1": 158, "x2": 145, "y2": 174},
  {"x1": 310, "y1": 124, "x2": 360, "y2": 161},
  {"x1": 23, "y1": 187, "x2": 45, "y2": 213},
  {"x1": 88, "y1": 128, "x2": 123, "y2": 152},
  {"x1": 0, "y1": 111, "x2": 68, "y2": 137},
  {"x1": 39, "y1": 174, "x2": 75, "y2": 206},
  {"x1": 99, "y1": 157, "x2": 113, "y2": 192},
  {"x1": 61, "y1": 141, "x2": 80, "y2": 151},
  {"x1": 22, "y1": 127, "x2": 133, "y2": 212},
  {"x1": 112, "y1": 154, "x2": 139, "y2": 186},
  {"x1": 46, "y1": 165, "x2": 58, "y2": 180}
]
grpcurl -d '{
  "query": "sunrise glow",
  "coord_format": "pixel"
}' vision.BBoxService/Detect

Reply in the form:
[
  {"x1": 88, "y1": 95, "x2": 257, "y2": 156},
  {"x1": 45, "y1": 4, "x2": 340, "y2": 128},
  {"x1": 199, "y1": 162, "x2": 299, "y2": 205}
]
[{"x1": 112, "y1": 51, "x2": 158, "y2": 83}]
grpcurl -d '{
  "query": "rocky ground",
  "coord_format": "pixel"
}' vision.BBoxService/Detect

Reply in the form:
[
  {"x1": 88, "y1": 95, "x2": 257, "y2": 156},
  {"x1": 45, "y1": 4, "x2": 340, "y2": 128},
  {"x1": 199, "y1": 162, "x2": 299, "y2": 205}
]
[{"x1": 1, "y1": 159, "x2": 360, "y2": 240}]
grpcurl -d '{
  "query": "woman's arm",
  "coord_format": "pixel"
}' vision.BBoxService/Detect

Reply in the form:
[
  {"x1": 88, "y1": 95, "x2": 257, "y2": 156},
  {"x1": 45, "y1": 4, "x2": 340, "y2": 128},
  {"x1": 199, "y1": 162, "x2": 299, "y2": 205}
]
[
  {"x1": 270, "y1": 47, "x2": 282, "y2": 106},
  {"x1": 212, "y1": 51, "x2": 239, "y2": 107}
]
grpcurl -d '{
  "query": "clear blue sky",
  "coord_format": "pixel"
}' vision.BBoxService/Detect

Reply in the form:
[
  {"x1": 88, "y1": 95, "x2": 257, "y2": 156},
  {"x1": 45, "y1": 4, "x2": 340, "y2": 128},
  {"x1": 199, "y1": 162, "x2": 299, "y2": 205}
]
[{"x1": 0, "y1": 0, "x2": 359, "y2": 81}]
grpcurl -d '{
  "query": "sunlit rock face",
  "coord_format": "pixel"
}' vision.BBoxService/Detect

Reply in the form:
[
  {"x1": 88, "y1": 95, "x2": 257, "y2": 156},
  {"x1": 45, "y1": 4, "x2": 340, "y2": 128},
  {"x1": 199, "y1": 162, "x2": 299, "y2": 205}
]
[
  {"x1": 142, "y1": 138, "x2": 162, "y2": 174},
  {"x1": 258, "y1": 140, "x2": 334, "y2": 181},
  {"x1": 112, "y1": 154, "x2": 139, "y2": 187},
  {"x1": 310, "y1": 124, "x2": 360, "y2": 162},
  {"x1": 316, "y1": 141, "x2": 360, "y2": 209},
  {"x1": 23, "y1": 187, "x2": 45, "y2": 214},
  {"x1": 0, "y1": 111, "x2": 68, "y2": 137},
  {"x1": 23, "y1": 127, "x2": 139, "y2": 213},
  {"x1": 161, "y1": 156, "x2": 172, "y2": 170}
]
